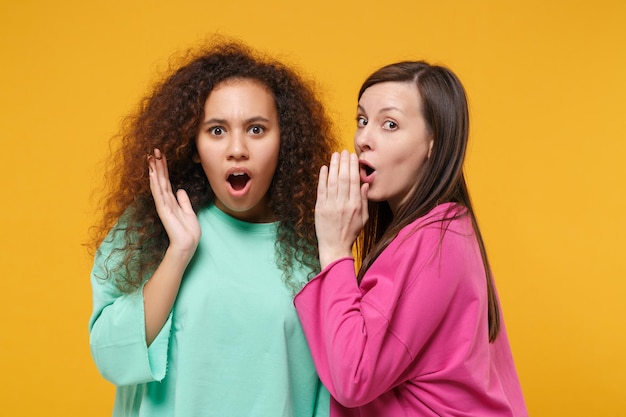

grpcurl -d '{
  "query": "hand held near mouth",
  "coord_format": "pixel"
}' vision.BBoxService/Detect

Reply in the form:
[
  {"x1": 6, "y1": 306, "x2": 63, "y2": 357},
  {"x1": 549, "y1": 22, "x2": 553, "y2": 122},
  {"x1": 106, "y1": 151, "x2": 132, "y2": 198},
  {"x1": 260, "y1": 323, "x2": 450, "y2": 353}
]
[{"x1": 315, "y1": 151, "x2": 369, "y2": 269}]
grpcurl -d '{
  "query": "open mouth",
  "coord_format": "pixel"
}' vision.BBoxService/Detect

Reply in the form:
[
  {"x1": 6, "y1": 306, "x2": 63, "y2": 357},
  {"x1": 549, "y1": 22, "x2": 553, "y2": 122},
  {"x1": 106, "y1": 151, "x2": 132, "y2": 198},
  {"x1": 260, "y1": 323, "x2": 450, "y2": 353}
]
[
  {"x1": 362, "y1": 165, "x2": 374, "y2": 176},
  {"x1": 360, "y1": 161, "x2": 375, "y2": 182},
  {"x1": 228, "y1": 173, "x2": 250, "y2": 191}
]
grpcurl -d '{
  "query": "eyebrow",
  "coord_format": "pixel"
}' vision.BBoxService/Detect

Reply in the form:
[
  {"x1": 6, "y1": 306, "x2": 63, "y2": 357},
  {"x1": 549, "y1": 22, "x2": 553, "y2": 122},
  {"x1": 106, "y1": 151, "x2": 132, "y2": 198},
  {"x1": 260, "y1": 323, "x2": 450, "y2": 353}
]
[
  {"x1": 202, "y1": 116, "x2": 271, "y2": 125},
  {"x1": 356, "y1": 104, "x2": 405, "y2": 115}
]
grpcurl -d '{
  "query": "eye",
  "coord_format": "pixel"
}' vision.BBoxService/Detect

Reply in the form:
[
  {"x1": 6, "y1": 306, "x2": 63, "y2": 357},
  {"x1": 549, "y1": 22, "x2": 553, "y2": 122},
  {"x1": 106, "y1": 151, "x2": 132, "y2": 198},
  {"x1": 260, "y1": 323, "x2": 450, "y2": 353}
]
[
  {"x1": 209, "y1": 126, "x2": 225, "y2": 136},
  {"x1": 248, "y1": 125, "x2": 265, "y2": 136},
  {"x1": 356, "y1": 116, "x2": 368, "y2": 127},
  {"x1": 382, "y1": 120, "x2": 398, "y2": 130}
]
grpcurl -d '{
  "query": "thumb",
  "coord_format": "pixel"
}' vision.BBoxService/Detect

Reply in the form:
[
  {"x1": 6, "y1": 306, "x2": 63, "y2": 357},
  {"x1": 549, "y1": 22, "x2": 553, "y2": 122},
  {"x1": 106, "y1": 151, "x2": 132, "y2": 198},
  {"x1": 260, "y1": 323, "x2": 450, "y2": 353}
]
[{"x1": 175, "y1": 189, "x2": 194, "y2": 213}]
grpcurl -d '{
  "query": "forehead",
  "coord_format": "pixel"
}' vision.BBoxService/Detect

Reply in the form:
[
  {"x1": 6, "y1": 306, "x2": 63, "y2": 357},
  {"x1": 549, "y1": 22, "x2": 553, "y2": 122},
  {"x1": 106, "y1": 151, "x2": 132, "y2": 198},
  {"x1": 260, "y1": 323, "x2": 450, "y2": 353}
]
[
  {"x1": 204, "y1": 78, "x2": 277, "y2": 113},
  {"x1": 212, "y1": 77, "x2": 271, "y2": 96},
  {"x1": 359, "y1": 81, "x2": 421, "y2": 113}
]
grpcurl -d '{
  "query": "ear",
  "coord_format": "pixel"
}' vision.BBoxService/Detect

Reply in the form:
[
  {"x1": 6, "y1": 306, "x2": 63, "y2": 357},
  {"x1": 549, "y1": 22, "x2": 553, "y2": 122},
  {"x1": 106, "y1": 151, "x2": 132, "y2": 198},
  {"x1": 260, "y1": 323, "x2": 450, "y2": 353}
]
[{"x1": 427, "y1": 138, "x2": 434, "y2": 159}]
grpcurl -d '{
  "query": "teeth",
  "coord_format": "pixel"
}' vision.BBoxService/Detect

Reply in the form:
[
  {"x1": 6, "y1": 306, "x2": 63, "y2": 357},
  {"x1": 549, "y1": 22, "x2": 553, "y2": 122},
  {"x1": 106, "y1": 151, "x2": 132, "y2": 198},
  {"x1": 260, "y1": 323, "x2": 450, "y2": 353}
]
[{"x1": 231, "y1": 172, "x2": 245, "y2": 176}]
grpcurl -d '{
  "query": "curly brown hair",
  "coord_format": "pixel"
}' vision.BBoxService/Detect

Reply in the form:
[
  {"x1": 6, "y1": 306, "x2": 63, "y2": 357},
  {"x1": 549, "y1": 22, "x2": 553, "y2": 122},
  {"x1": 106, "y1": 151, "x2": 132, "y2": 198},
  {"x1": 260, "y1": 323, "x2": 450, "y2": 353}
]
[{"x1": 90, "y1": 39, "x2": 337, "y2": 294}]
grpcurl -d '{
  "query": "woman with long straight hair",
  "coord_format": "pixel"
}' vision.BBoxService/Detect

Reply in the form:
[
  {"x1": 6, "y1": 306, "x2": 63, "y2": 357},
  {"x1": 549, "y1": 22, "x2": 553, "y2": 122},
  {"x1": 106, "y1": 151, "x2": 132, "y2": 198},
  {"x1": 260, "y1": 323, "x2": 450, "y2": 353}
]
[{"x1": 295, "y1": 61, "x2": 527, "y2": 416}]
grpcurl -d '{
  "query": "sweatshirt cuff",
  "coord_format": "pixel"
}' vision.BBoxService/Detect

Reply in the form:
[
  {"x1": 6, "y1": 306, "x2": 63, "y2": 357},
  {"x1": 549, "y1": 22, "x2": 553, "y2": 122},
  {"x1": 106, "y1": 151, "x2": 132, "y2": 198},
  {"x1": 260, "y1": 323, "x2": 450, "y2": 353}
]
[
  {"x1": 147, "y1": 312, "x2": 172, "y2": 382},
  {"x1": 294, "y1": 257, "x2": 355, "y2": 305}
]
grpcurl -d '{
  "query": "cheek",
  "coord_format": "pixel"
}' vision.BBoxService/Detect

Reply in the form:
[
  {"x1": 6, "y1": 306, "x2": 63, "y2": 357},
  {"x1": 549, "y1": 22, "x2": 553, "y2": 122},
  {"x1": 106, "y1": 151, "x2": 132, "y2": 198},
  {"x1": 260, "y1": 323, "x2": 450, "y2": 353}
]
[
  {"x1": 202, "y1": 166, "x2": 220, "y2": 186},
  {"x1": 264, "y1": 154, "x2": 280, "y2": 181},
  {"x1": 196, "y1": 152, "x2": 219, "y2": 182},
  {"x1": 389, "y1": 150, "x2": 418, "y2": 166},
  {"x1": 196, "y1": 141, "x2": 221, "y2": 164},
  {"x1": 260, "y1": 141, "x2": 280, "y2": 168},
  {"x1": 393, "y1": 150, "x2": 429, "y2": 179}
]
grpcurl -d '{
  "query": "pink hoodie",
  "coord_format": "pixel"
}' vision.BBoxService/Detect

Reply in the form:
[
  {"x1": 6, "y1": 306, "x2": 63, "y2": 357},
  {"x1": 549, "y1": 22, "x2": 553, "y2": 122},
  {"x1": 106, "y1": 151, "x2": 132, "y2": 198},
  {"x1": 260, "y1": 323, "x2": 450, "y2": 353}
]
[{"x1": 295, "y1": 203, "x2": 527, "y2": 416}]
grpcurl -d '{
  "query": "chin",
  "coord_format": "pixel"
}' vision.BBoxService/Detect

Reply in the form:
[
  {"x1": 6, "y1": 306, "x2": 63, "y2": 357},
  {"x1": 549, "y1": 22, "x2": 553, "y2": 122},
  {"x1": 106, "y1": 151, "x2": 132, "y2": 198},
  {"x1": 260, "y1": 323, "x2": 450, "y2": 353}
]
[{"x1": 365, "y1": 193, "x2": 385, "y2": 203}]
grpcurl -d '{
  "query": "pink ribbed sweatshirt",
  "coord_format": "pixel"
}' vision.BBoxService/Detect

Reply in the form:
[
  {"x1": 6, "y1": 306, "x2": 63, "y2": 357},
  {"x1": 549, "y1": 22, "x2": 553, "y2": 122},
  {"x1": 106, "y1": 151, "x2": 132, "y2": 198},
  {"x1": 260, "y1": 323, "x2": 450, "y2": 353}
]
[{"x1": 295, "y1": 203, "x2": 527, "y2": 416}]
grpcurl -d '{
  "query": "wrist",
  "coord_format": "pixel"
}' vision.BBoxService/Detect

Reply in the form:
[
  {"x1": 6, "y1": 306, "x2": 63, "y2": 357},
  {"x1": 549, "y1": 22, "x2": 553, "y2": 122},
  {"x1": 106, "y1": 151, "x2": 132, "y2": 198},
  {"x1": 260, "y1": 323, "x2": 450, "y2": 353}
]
[
  {"x1": 165, "y1": 244, "x2": 197, "y2": 265},
  {"x1": 319, "y1": 248, "x2": 353, "y2": 270}
]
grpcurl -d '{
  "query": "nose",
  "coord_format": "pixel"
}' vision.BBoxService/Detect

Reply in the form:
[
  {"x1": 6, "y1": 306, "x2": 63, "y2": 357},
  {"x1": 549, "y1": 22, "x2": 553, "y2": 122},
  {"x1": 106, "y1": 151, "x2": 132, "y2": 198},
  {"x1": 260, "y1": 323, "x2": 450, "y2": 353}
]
[
  {"x1": 227, "y1": 131, "x2": 249, "y2": 160},
  {"x1": 354, "y1": 126, "x2": 372, "y2": 153}
]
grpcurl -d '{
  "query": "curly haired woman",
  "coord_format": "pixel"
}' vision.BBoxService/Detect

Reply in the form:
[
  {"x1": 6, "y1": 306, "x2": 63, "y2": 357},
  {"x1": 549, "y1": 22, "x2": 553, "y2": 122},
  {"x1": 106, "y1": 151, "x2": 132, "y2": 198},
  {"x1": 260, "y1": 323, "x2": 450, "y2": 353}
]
[{"x1": 88, "y1": 39, "x2": 337, "y2": 417}]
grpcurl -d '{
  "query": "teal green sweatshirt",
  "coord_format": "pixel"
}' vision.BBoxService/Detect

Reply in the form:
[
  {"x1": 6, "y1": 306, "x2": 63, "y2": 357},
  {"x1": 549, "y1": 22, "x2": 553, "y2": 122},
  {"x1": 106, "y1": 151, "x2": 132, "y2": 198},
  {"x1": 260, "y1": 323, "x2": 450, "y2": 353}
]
[{"x1": 89, "y1": 204, "x2": 329, "y2": 416}]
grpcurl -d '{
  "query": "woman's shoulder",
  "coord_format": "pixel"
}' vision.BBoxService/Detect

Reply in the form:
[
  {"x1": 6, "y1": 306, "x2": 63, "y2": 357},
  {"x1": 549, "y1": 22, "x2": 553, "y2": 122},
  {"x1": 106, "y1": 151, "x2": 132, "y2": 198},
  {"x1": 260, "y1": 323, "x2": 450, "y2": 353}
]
[
  {"x1": 403, "y1": 202, "x2": 468, "y2": 233},
  {"x1": 390, "y1": 203, "x2": 472, "y2": 254}
]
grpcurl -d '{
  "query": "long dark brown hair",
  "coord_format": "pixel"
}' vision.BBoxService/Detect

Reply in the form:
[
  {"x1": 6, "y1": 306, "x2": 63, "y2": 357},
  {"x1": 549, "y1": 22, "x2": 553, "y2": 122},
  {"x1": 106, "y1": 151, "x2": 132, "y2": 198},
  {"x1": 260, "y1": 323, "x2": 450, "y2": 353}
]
[
  {"x1": 355, "y1": 61, "x2": 501, "y2": 342},
  {"x1": 89, "y1": 39, "x2": 337, "y2": 294}
]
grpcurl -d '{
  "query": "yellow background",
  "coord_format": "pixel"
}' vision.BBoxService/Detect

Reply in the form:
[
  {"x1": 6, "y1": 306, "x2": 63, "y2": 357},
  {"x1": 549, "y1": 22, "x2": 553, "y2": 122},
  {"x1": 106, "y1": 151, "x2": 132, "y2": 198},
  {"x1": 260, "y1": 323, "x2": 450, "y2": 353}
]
[{"x1": 1, "y1": 0, "x2": 624, "y2": 415}]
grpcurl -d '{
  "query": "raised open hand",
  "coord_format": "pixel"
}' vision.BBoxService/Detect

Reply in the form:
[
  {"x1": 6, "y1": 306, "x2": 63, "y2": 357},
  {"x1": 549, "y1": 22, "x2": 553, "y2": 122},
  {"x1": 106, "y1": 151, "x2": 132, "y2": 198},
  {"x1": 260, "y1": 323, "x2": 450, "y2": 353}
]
[
  {"x1": 148, "y1": 148, "x2": 201, "y2": 258},
  {"x1": 315, "y1": 151, "x2": 369, "y2": 269}
]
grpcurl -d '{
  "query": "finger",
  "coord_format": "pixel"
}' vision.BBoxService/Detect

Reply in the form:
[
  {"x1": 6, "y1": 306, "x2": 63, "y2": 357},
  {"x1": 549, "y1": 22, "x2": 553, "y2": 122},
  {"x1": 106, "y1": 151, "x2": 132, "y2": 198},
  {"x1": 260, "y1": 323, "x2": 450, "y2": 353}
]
[
  {"x1": 360, "y1": 182, "x2": 370, "y2": 223},
  {"x1": 153, "y1": 148, "x2": 173, "y2": 194},
  {"x1": 326, "y1": 152, "x2": 340, "y2": 199},
  {"x1": 349, "y1": 153, "x2": 361, "y2": 203},
  {"x1": 176, "y1": 189, "x2": 194, "y2": 213},
  {"x1": 147, "y1": 153, "x2": 156, "y2": 174},
  {"x1": 148, "y1": 155, "x2": 164, "y2": 203},
  {"x1": 317, "y1": 165, "x2": 328, "y2": 206},
  {"x1": 336, "y1": 150, "x2": 351, "y2": 201},
  {"x1": 149, "y1": 150, "x2": 178, "y2": 219}
]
